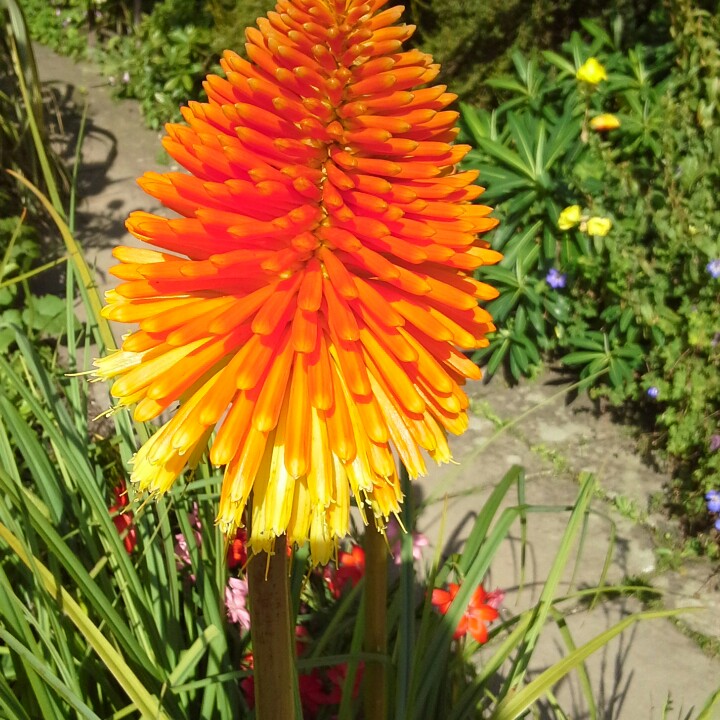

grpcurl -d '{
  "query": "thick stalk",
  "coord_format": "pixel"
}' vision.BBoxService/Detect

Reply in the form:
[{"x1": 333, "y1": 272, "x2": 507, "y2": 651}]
[
  {"x1": 247, "y1": 535, "x2": 296, "y2": 720},
  {"x1": 364, "y1": 517, "x2": 387, "y2": 720}
]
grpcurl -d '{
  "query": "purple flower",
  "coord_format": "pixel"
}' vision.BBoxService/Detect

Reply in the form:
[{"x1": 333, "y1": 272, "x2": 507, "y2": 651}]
[
  {"x1": 545, "y1": 268, "x2": 567, "y2": 289},
  {"x1": 710, "y1": 435, "x2": 720, "y2": 452},
  {"x1": 225, "y1": 577, "x2": 251, "y2": 629},
  {"x1": 715, "y1": 518, "x2": 720, "y2": 532},
  {"x1": 707, "y1": 260, "x2": 720, "y2": 279},
  {"x1": 647, "y1": 386, "x2": 659, "y2": 399},
  {"x1": 706, "y1": 491, "x2": 720, "y2": 514}
]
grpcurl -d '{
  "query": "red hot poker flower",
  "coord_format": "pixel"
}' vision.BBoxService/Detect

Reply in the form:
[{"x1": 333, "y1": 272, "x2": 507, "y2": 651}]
[
  {"x1": 431, "y1": 582, "x2": 501, "y2": 644},
  {"x1": 95, "y1": 0, "x2": 501, "y2": 565}
]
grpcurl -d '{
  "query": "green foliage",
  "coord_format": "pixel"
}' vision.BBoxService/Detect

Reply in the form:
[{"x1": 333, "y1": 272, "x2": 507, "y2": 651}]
[
  {"x1": 396, "y1": 0, "x2": 661, "y2": 102},
  {"x1": 462, "y1": 3, "x2": 720, "y2": 533}
]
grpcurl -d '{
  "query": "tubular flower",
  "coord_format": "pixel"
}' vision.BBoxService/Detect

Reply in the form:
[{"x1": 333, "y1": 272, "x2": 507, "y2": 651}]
[{"x1": 95, "y1": 0, "x2": 500, "y2": 564}]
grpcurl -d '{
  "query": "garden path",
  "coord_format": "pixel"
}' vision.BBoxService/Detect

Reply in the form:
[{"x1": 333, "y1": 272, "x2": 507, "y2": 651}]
[{"x1": 33, "y1": 43, "x2": 720, "y2": 719}]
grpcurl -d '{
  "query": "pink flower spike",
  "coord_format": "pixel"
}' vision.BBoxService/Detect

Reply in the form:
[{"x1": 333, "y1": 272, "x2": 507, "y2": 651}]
[{"x1": 225, "y1": 577, "x2": 251, "y2": 630}]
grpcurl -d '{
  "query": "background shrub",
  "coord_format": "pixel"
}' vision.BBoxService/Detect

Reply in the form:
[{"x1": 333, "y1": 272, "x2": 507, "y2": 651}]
[{"x1": 461, "y1": 1, "x2": 719, "y2": 541}]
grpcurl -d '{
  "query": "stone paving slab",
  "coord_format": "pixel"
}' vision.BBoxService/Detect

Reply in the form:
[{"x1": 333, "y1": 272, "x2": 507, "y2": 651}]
[
  {"x1": 32, "y1": 42, "x2": 720, "y2": 719},
  {"x1": 417, "y1": 378, "x2": 720, "y2": 716}
]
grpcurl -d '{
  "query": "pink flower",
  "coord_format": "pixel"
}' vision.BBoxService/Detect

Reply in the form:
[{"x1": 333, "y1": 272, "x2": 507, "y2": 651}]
[
  {"x1": 175, "y1": 503, "x2": 203, "y2": 569},
  {"x1": 225, "y1": 577, "x2": 250, "y2": 629},
  {"x1": 386, "y1": 517, "x2": 429, "y2": 565}
]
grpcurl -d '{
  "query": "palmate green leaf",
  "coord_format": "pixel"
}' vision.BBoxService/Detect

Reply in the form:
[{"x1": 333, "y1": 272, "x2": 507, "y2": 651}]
[
  {"x1": 562, "y1": 351, "x2": 605, "y2": 366},
  {"x1": 507, "y1": 113, "x2": 538, "y2": 177},
  {"x1": 485, "y1": 77, "x2": 528, "y2": 95},
  {"x1": 543, "y1": 112, "x2": 581, "y2": 172},
  {"x1": 485, "y1": 339, "x2": 509, "y2": 377},
  {"x1": 471, "y1": 135, "x2": 535, "y2": 181},
  {"x1": 541, "y1": 50, "x2": 577, "y2": 78},
  {"x1": 492, "y1": 608, "x2": 688, "y2": 720},
  {"x1": 0, "y1": 523, "x2": 172, "y2": 720},
  {"x1": 459, "y1": 102, "x2": 491, "y2": 144}
]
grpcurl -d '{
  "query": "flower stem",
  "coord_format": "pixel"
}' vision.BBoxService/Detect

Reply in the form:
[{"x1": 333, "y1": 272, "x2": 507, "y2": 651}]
[
  {"x1": 247, "y1": 535, "x2": 296, "y2": 720},
  {"x1": 364, "y1": 516, "x2": 387, "y2": 720}
]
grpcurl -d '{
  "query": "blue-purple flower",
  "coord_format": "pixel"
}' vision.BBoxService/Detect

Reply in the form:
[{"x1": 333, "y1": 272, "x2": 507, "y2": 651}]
[
  {"x1": 546, "y1": 268, "x2": 567, "y2": 289},
  {"x1": 647, "y1": 386, "x2": 659, "y2": 399},
  {"x1": 706, "y1": 491, "x2": 720, "y2": 514},
  {"x1": 707, "y1": 260, "x2": 720, "y2": 279}
]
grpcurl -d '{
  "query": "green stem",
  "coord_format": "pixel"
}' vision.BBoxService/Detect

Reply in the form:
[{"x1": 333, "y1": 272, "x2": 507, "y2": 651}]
[
  {"x1": 364, "y1": 516, "x2": 387, "y2": 720},
  {"x1": 247, "y1": 535, "x2": 296, "y2": 720}
]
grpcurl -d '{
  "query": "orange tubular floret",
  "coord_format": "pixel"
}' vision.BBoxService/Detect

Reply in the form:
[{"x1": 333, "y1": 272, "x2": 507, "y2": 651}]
[{"x1": 95, "y1": 0, "x2": 501, "y2": 564}]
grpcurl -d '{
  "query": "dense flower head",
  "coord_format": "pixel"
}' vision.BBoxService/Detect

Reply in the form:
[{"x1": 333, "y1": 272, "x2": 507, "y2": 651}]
[{"x1": 95, "y1": 0, "x2": 500, "y2": 564}]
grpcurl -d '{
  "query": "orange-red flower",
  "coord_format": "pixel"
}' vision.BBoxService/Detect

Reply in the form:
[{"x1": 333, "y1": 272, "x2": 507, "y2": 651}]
[
  {"x1": 109, "y1": 480, "x2": 137, "y2": 553},
  {"x1": 325, "y1": 543, "x2": 365, "y2": 597},
  {"x1": 95, "y1": 0, "x2": 500, "y2": 564},
  {"x1": 431, "y1": 582, "x2": 501, "y2": 644}
]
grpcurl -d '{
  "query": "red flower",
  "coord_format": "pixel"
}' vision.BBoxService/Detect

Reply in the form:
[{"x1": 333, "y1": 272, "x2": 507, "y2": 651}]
[
  {"x1": 300, "y1": 662, "x2": 363, "y2": 717},
  {"x1": 240, "y1": 654, "x2": 255, "y2": 709},
  {"x1": 108, "y1": 481, "x2": 137, "y2": 553},
  {"x1": 431, "y1": 582, "x2": 500, "y2": 644},
  {"x1": 227, "y1": 527, "x2": 248, "y2": 569},
  {"x1": 325, "y1": 544, "x2": 365, "y2": 598}
]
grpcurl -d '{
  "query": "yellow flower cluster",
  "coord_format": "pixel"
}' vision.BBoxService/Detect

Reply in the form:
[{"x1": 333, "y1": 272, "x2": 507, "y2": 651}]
[{"x1": 558, "y1": 206, "x2": 612, "y2": 236}]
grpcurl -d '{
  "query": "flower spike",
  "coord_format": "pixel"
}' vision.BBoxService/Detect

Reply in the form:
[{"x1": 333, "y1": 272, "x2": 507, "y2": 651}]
[{"x1": 96, "y1": 0, "x2": 501, "y2": 564}]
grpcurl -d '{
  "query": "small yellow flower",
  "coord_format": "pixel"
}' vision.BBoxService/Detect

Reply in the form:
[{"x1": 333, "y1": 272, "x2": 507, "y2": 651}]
[
  {"x1": 576, "y1": 58, "x2": 607, "y2": 85},
  {"x1": 589, "y1": 113, "x2": 620, "y2": 131},
  {"x1": 558, "y1": 205, "x2": 582, "y2": 230},
  {"x1": 586, "y1": 217, "x2": 612, "y2": 236}
]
